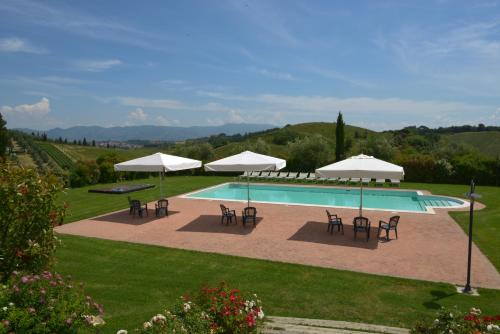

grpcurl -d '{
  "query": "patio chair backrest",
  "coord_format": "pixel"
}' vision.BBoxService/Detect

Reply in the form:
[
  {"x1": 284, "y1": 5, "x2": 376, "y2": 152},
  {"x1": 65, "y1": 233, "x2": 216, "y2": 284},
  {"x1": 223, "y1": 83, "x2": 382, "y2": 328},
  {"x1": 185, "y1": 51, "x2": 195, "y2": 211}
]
[
  {"x1": 127, "y1": 196, "x2": 133, "y2": 205},
  {"x1": 131, "y1": 199, "x2": 142, "y2": 209},
  {"x1": 389, "y1": 215, "x2": 400, "y2": 228},
  {"x1": 326, "y1": 210, "x2": 337, "y2": 221},
  {"x1": 157, "y1": 199, "x2": 168, "y2": 209},
  {"x1": 353, "y1": 216, "x2": 369, "y2": 228},
  {"x1": 243, "y1": 207, "x2": 257, "y2": 217},
  {"x1": 220, "y1": 204, "x2": 229, "y2": 214}
]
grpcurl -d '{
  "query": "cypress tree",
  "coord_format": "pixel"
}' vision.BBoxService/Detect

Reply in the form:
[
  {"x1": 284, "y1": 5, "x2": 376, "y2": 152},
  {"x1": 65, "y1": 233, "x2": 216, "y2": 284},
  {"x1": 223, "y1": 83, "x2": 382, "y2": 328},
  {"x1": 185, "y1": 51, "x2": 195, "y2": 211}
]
[
  {"x1": 335, "y1": 111, "x2": 345, "y2": 161},
  {"x1": 0, "y1": 113, "x2": 8, "y2": 161}
]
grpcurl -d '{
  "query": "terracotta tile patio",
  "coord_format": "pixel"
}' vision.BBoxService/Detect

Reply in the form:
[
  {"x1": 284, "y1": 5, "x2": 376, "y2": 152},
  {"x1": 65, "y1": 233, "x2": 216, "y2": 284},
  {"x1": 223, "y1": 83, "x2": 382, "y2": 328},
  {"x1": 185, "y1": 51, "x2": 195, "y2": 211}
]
[{"x1": 55, "y1": 187, "x2": 500, "y2": 289}]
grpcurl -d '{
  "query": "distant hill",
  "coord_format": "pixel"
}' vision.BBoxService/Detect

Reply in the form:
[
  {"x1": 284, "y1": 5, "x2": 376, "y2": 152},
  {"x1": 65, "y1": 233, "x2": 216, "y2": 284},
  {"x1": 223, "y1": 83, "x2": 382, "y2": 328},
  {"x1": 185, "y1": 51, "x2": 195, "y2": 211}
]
[
  {"x1": 17, "y1": 123, "x2": 276, "y2": 142},
  {"x1": 443, "y1": 131, "x2": 500, "y2": 157}
]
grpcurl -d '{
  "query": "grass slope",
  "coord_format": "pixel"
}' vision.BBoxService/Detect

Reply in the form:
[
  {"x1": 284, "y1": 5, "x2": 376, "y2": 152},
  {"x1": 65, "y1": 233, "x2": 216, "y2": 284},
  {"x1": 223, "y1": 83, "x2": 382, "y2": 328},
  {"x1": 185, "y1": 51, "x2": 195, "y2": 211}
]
[
  {"x1": 444, "y1": 131, "x2": 500, "y2": 157},
  {"x1": 59, "y1": 175, "x2": 232, "y2": 223},
  {"x1": 53, "y1": 143, "x2": 159, "y2": 162},
  {"x1": 55, "y1": 235, "x2": 500, "y2": 333}
]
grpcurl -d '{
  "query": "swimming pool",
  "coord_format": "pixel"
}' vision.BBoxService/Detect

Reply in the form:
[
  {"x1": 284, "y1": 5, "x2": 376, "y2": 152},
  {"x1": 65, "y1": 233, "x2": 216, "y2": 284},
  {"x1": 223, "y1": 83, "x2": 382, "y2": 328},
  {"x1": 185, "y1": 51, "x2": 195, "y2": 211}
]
[{"x1": 185, "y1": 183, "x2": 466, "y2": 213}]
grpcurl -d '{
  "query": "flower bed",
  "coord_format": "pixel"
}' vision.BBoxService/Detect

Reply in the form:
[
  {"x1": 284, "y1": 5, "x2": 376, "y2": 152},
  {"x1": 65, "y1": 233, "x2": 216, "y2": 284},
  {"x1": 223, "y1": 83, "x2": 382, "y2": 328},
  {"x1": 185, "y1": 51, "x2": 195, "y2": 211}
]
[
  {"x1": 125, "y1": 282, "x2": 264, "y2": 334},
  {"x1": 0, "y1": 271, "x2": 104, "y2": 333},
  {"x1": 411, "y1": 307, "x2": 500, "y2": 334}
]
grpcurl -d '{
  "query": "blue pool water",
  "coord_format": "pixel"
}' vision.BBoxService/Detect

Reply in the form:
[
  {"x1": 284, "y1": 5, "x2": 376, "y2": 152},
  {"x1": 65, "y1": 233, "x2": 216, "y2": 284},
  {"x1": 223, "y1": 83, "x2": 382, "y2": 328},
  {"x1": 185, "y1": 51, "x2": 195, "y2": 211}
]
[{"x1": 186, "y1": 183, "x2": 465, "y2": 212}]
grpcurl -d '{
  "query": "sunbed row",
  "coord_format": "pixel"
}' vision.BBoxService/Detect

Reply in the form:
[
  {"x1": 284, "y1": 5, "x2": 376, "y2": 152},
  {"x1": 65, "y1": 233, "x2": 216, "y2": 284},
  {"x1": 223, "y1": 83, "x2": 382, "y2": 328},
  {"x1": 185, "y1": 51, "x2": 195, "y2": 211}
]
[{"x1": 239, "y1": 171, "x2": 400, "y2": 186}]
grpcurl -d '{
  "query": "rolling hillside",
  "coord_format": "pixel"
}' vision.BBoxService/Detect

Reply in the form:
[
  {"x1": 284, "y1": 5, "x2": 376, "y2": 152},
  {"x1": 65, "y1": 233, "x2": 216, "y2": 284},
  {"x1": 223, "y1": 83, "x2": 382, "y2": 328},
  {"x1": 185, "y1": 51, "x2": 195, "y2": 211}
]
[{"x1": 443, "y1": 131, "x2": 500, "y2": 157}]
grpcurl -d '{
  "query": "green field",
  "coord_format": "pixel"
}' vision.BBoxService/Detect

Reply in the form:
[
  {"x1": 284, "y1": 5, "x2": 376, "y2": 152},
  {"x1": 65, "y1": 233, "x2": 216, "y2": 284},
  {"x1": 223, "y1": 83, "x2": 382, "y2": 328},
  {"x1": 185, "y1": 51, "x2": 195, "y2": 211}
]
[
  {"x1": 53, "y1": 143, "x2": 159, "y2": 162},
  {"x1": 36, "y1": 141, "x2": 76, "y2": 169},
  {"x1": 55, "y1": 235, "x2": 500, "y2": 333},
  {"x1": 444, "y1": 131, "x2": 500, "y2": 157}
]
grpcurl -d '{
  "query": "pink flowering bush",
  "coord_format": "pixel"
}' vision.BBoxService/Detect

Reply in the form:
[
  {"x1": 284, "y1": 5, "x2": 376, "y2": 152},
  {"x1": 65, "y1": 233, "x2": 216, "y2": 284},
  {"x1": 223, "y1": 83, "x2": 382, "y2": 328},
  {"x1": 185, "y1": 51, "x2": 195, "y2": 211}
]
[
  {"x1": 0, "y1": 166, "x2": 66, "y2": 280},
  {"x1": 132, "y1": 282, "x2": 264, "y2": 334},
  {"x1": 411, "y1": 307, "x2": 500, "y2": 334},
  {"x1": 0, "y1": 271, "x2": 104, "y2": 333}
]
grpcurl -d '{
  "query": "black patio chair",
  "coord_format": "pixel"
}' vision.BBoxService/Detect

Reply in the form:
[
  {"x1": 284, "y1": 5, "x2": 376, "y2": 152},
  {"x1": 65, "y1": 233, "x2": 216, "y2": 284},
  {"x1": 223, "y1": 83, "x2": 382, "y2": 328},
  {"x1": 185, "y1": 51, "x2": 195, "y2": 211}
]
[
  {"x1": 131, "y1": 200, "x2": 148, "y2": 218},
  {"x1": 353, "y1": 216, "x2": 370, "y2": 241},
  {"x1": 242, "y1": 207, "x2": 257, "y2": 227},
  {"x1": 326, "y1": 210, "x2": 343, "y2": 234},
  {"x1": 220, "y1": 204, "x2": 237, "y2": 225},
  {"x1": 378, "y1": 215, "x2": 400, "y2": 240},
  {"x1": 127, "y1": 196, "x2": 134, "y2": 215},
  {"x1": 155, "y1": 199, "x2": 169, "y2": 217}
]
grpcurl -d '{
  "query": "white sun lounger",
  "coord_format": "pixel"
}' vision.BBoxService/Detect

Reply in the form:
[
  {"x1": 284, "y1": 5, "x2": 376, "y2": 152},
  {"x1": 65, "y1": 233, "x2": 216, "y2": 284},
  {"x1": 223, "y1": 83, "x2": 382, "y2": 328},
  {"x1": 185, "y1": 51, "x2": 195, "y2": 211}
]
[
  {"x1": 338, "y1": 177, "x2": 349, "y2": 184},
  {"x1": 256, "y1": 171, "x2": 271, "y2": 179},
  {"x1": 286, "y1": 172, "x2": 298, "y2": 180},
  {"x1": 390, "y1": 179, "x2": 400, "y2": 187},
  {"x1": 362, "y1": 178, "x2": 371, "y2": 185},
  {"x1": 248, "y1": 171, "x2": 260, "y2": 179},
  {"x1": 276, "y1": 171, "x2": 289, "y2": 179},
  {"x1": 350, "y1": 178, "x2": 361, "y2": 184},
  {"x1": 306, "y1": 173, "x2": 318, "y2": 182},
  {"x1": 375, "y1": 179, "x2": 385, "y2": 186},
  {"x1": 265, "y1": 171, "x2": 279, "y2": 179},
  {"x1": 296, "y1": 172, "x2": 309, "y2": 181}
]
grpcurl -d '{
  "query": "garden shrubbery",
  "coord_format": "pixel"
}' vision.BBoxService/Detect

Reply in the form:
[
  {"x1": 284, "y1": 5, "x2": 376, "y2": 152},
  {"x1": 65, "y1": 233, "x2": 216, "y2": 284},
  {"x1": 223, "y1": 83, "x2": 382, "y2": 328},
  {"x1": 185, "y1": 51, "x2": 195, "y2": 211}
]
[
  {"x1": 0, "y1": 271, "x2": 105, "y2": 333},
  {"x1": 0, "y1": 166, "x2": 66, "y2": 280},
  {"x1": 128, "y1": 282, "x2": 265, "y2": 334},
  {"x1": 411, "y1": 307, "x2": 500, "y2": 333}
]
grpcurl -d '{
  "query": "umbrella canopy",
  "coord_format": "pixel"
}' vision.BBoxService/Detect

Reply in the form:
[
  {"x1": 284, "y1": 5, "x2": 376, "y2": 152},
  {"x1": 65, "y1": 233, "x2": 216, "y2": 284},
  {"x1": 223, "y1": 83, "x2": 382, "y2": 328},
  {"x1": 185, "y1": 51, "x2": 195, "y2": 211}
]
[
  {"x1": 114, "y1": 152, "x2": 202, "y2": 172},
  {"x1": 204, "y1": 151, "x2": 286, "y2": 207},
  {"x1": 204, "y1": 151, "x2": 286, "y2": 172},
  {"x1": 315, "y1": 154, "x2": 404, "y2": 180},
  {"x1": 315, "y1": 154, "x2": 404, "y2": 216},
  {"x1": 114, "y1": 152, "x2": 202, "y2": 198}
]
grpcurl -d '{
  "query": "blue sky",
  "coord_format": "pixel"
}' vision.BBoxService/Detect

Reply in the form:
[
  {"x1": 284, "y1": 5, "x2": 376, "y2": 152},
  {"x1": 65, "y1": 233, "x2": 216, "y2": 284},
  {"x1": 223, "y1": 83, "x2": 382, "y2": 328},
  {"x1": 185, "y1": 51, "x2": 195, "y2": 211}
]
[{"x1": 1, "y1": 0, "x2": 499, "y2": 130}]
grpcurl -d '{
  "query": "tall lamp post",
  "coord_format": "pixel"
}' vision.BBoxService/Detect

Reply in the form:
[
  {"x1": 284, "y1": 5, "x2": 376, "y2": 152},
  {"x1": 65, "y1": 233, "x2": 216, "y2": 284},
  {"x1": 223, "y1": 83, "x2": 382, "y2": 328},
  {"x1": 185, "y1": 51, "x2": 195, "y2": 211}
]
[{"x1": 462, "y1": 180, "x2": 481, "y2": 294}]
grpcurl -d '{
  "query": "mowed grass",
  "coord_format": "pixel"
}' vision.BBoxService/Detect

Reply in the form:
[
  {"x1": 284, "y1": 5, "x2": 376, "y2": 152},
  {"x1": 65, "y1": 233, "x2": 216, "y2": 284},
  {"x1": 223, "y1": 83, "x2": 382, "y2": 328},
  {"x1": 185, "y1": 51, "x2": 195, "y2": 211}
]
[
  {"x1": 401, "y1": 182, "x2": 500, "y2": 270},
  {"x1": 55, "y1": 235, "x2": 500, "y2": 333},
  {"x1": 53, "y1": 143, "x2": 159, "y2": 162},
  {"x1": 59, "y1": 175, "x2": 232, "y2": 223}
]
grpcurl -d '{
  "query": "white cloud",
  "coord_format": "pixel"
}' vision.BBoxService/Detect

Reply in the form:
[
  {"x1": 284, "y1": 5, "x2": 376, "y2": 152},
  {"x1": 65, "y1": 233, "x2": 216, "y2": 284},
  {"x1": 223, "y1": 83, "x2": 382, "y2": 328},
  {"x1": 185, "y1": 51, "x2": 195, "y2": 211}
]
[
  {"x1": 227, "y1": 110, "x2": 244, "y2": 123},
  {"x1": 0, "y1": 0, "x2": 168, "y2": 51},
  {"x1": 128, "y1": 108, "x2": 148, "y2": 121},
  {"x1": 1, "y1": 97, "x2": 51, "y2": 115},
  {"x1": 155, "y1": 115, "x2": 180, "y2": 126},
  {"x1": 117, "y1": 96, "x2": 186, "y2": 109},
  {"x1": 253, "y1": 68, "x2": 295, "y2": 81},
  {"x1": 73, "y1": 59, "x2": 122, "y2": 72},
  {"x1": 0, "y1": 37, "x2": 47, "y2": 54}
]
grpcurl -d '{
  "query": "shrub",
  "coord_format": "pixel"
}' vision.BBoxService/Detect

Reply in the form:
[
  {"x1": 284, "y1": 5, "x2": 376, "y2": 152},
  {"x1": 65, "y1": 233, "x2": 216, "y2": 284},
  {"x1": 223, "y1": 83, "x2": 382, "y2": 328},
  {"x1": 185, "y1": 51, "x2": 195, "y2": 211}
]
[
  {"x1": 411, "y1": 307, "x2": 500, "y2": 334},
  {"x1": 0, "y1": 166, "x2": 66, "y2": 280},
  {"x1": 69, "y1": 161, "x2": 100, "y2": 187},
  {"x1": 0, "y1": 271, "x2": 104, "y2": 333},
  {"x1": 288, "y1": 135, "x2": 331, "y2": 172},
  {"x1": 195, "y1": 282, "x2": 264, "y2": 333},
  {"x1": 129, "y1": 282, "x2": 264, "y2": 334}
]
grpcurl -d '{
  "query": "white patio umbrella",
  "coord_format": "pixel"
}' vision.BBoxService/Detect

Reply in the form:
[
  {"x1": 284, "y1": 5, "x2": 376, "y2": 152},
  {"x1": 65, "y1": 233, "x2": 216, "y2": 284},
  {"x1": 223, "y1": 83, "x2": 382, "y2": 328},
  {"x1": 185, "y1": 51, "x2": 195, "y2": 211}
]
[
  {"x1": 315, "y1": 154, "x2": 404, "y2": 216},
  {"x1": 204, "y1": 150, "x2": 286, "y2": 207},
  {"x1": 114, "y1": 152, "x2": 202, "y2": 198}
]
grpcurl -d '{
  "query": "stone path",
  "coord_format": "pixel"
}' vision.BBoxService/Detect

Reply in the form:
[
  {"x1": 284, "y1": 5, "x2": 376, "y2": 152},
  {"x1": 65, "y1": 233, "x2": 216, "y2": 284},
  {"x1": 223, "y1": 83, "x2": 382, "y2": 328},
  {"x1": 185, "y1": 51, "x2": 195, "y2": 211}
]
[{"x1": 263, "y1": 316, "x2": 410, "y2": 334}]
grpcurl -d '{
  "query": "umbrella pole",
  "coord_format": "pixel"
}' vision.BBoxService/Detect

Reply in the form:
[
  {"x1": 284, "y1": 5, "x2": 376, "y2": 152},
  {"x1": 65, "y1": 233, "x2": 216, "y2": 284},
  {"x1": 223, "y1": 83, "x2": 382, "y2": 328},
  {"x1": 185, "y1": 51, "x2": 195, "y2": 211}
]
[
  {"x1": 359, "y1": 182, "x2": 363, "y2": 217},
  {"x1": 160, "y1": 171, "x2": 163, "y2": 199},
  {"x1": 247, "y1": 174, "x2": 250, "y2": 208}
]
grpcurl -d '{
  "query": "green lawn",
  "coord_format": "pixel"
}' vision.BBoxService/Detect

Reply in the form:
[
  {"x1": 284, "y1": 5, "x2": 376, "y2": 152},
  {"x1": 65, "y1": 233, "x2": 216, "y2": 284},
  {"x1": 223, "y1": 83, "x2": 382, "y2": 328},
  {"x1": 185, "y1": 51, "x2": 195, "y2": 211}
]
[
  {"x1": 55, "y1": 235, "x2": 500, "y2": 333},
  {"x1": 59, "y1": 175, "x2": 232, "y2": 223}
]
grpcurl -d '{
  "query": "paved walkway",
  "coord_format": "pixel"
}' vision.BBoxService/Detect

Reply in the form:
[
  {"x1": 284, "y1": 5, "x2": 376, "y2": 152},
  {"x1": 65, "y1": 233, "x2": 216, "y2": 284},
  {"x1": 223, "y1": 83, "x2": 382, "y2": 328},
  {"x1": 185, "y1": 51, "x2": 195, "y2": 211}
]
[
  {"x1": 56, "y1": 189, "x2": 500, "y2": 289},
  {"x1": 264, "y1": 316, "x2": 409, "y2": 334}
]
